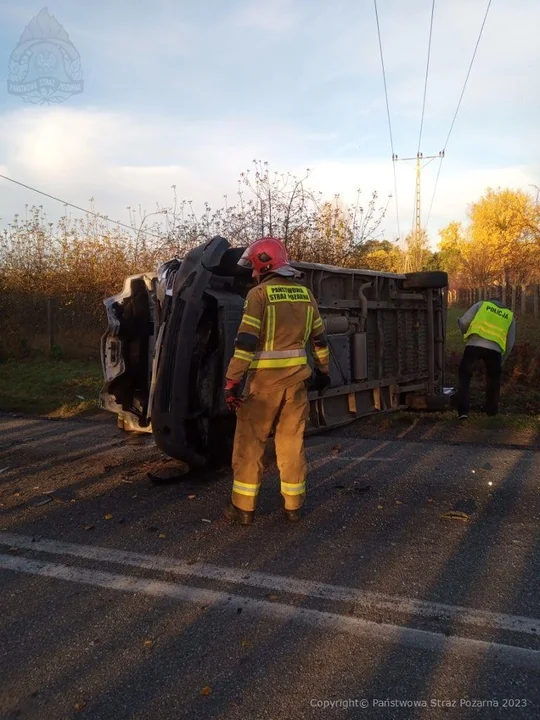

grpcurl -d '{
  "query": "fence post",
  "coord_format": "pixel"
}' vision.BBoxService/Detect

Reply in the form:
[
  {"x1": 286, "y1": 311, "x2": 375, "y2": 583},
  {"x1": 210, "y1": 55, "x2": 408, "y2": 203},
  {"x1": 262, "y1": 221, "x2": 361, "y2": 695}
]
[
  {"x1": 521, "y1": 284, "x2": 527, "y2": 315},
  {"x1": 502, "y1": 283, "x2": 506, "y2": 306},
  {"x1": 47, "y1": 298, "x2": 54, "y2": 357},
  {"x1": 534, "y1": 285, "x2": 539, "y2": 319},
  {"x1": 511, "y1": 285, "x2": 517, "y2": 312}
]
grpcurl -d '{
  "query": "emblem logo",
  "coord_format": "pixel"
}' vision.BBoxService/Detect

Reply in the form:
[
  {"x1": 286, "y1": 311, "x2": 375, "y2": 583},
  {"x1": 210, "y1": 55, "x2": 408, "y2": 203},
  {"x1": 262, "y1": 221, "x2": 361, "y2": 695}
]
[{"x1": 7, "y1": 7, "x2": 83, "y2": 104}]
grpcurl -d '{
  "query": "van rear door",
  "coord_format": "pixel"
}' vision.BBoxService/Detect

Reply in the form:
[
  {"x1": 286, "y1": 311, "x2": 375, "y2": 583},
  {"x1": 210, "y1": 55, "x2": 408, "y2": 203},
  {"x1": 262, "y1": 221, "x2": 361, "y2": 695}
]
[{"x1": 100, "y1": 273, "x2": 157, "y2": 431}]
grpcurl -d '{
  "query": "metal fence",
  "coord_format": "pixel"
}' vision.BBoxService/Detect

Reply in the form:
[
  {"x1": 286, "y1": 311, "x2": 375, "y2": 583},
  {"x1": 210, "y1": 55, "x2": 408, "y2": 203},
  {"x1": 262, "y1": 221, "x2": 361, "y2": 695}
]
[
  {"x1": 448, "y1": 285, "x2": 540, "y2": 316},
  {"x1": 0, "y1": 292, "x2": 106, "y2": 360}
]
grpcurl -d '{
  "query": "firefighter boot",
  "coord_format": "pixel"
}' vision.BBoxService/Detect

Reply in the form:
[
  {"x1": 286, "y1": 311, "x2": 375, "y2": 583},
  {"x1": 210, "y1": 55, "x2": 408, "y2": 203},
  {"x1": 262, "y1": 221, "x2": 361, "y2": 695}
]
[
  {"x1": 283, "y1": 508, "x2": 302, "y2": 522},
  {"x1": 223, "y1": 503, "x2": 254, "y2": 525}
]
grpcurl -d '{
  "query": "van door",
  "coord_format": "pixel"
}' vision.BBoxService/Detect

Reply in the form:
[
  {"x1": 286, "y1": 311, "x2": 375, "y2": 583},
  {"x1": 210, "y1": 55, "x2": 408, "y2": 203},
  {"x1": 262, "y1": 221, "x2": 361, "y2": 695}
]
[{"x1": 100, "y1": 273, "x2": 157, "y2": 432}]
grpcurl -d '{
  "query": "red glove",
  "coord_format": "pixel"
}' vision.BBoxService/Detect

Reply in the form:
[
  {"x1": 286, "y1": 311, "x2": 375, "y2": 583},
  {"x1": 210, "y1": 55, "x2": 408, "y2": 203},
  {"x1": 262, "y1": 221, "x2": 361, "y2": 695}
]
[{"x1": 224, "y1": 379, "x2": 243, "y2": 412}]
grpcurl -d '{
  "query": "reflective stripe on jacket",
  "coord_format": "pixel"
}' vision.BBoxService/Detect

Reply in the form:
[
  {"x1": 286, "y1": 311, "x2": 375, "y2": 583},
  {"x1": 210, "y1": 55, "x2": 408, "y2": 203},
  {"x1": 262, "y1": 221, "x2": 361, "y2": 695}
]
[
  {"x1": 463, "y1": 301, "x2": 514, "y2": 353},
  {"x1": 226, "y1": 275, "x2": 330, "y2": 392}
]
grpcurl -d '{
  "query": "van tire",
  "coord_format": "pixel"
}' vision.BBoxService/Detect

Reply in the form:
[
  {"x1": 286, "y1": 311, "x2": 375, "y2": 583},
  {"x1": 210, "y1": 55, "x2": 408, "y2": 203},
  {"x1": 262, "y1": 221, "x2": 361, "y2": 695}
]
[{"x1": 403, "y1": 272, "x2": 448, "y2": 290}]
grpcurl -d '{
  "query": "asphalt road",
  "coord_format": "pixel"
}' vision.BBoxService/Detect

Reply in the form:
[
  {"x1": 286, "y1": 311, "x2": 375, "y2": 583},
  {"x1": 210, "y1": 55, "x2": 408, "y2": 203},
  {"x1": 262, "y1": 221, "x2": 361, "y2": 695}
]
[{"x1": 1, "y1": 413, "x2": 539, "y2": 720}]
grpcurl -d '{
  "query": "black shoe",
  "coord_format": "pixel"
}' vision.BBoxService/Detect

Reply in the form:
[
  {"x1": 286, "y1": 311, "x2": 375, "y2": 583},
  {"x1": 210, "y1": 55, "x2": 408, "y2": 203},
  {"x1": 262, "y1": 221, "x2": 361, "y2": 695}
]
[
  {"x1": 223, "y1": 503, "x2": 254, "y2": 525},
  {"x1": 283, "y1": 508, "x2": 302, "y2": 522}
]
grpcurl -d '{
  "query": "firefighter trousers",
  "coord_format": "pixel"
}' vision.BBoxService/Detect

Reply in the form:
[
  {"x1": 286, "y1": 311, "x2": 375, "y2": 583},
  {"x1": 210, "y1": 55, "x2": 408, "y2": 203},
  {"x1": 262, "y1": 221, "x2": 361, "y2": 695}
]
[{"x1": 231, "y1": 381, "x2": 308, "y2": 512}]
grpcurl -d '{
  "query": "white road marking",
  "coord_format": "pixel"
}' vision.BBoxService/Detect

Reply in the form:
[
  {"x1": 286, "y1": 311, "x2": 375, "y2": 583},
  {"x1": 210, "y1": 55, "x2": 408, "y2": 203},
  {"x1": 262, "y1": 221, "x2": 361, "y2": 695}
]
[
  {"x1": 1, "y1": 533, "x2": 538, "y2": 637},
  {"x1": 1, "y1": 553, "x2": 538, "y2": 670}
]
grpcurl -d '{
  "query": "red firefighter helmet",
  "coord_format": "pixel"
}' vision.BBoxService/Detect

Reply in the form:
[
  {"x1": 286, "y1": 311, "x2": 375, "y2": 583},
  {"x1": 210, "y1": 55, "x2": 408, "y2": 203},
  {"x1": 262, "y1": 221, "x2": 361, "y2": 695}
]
[{"x1": 238, "y1": 237, "x2": 289, "y2": 278}]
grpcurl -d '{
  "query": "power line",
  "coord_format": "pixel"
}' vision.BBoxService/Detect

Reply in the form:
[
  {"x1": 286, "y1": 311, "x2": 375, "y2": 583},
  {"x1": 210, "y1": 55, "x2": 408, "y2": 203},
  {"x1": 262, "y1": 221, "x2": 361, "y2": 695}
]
[
  {"x1": 424, "y1": 154, "x2": 444, "y2": 232},
  {"x1": 0, "y1": 172, "x2": 164, "y2": 239},
  {"x1": 442, "y1": 0, "x2": 493, "y2": 151},
  {"x1": 424, "y1": 0, "x2": 493, "y2": 230},
  {"x1": 373, "y1": 0, "x2": 402, "y2": 241},
  {"x1": 417, "y1": 0, "x2": 436, "y2": 154}
]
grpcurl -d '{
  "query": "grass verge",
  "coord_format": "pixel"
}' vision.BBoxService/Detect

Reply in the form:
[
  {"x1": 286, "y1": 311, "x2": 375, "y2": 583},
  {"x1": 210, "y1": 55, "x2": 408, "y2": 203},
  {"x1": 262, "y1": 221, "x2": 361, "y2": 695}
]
[
  {"x1": 446, "y1": 306, "x2": 540, "y2": 354},
  {"x1": 370, "y1": 409, "x2": 540, "y2": 433},
  {"x1": 0, "y1": 359, "x2": 103, "y2": 417},
  {"x1": 1, "y1": 306, "x2": 539, "y2": 428},
  {"x1": 445, "y1": 306, "x2": 540, "y2": 417}
]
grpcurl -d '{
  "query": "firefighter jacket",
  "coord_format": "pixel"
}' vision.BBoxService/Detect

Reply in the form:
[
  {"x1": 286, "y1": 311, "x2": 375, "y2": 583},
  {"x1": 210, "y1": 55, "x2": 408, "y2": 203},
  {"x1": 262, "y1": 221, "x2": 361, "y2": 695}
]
[{"x1": 226, "y1": 275, "x2": 330, "y2": 393}]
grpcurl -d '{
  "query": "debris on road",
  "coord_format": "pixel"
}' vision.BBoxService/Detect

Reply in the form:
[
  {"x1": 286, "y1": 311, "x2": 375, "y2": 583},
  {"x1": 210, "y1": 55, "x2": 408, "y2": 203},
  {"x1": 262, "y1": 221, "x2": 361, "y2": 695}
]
[
  {"x1": 440, "y1": 510, "x2": 470, "y2": 522},
  {"x1": 84, "y1": 525, "x2": 95, "y2": 531},
  {"x1": 104, "y1": 514, "x2": 113, "y2": 520},
  {"x1": 188, "y1": 494, "x2": 196, "y2": 500},
  {"x1": 33, "y1": 496, "x2": 53, "y2": 507},
  {"x1": 0, "y1": 467, "x2": 10, "y2": 474},
  {"x1": 335, "y1": 483, "x2": 371, "y2": 494},
  {"x1": 201, "y1": 686, "x2": 212, "y2": 696},
  {"x1": 354, "y1": 484, "x2": 371, "y2": 493},
  {"x1": 202, "y1": 518, "x2": 211, "y2": 524},
  {"x1": 147, "y1": 465, "x2": 189, "y2": 485}
]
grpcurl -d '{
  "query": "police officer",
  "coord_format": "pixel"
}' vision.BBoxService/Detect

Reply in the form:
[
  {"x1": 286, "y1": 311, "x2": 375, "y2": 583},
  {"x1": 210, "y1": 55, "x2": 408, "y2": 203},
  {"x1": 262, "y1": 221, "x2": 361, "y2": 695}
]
[
  {"x1": 456, "y1": 297, "x2": 516, "y2": 419},
  {"x1": 223, "y1": 237, "x2": 331, "y2": 525}
]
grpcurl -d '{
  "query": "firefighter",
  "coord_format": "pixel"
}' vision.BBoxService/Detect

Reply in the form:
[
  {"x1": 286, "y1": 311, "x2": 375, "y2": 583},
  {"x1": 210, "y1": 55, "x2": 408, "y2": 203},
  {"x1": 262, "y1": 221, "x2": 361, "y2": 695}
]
[
  {"x1": 223, "y1": 237, "x2": 331, "y2": 525},
  {"x1": 456, "y1": 297, "x2": 516, "y2": 419}
]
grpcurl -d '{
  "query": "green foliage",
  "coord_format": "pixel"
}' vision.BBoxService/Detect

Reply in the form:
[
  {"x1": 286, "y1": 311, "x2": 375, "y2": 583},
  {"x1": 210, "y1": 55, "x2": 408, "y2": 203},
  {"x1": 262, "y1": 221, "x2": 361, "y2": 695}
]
[{"x1": 0, "y1": 359, "x2": 103, "y2": 416}]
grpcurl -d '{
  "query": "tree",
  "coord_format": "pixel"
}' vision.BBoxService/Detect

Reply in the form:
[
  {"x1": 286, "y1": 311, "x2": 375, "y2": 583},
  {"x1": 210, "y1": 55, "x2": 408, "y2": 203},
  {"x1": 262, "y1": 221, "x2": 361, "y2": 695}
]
[
  {"x1": 402, "y1": 229, "x2": 432, "y2": 273},
  {"x1": 435, "y1": 189, "x2": 540, "y2": 289},
  {"x1": 437, "y1": 222, "x2": 463, "y2": 274},
  {"x1": 346, "y1": 239, "x2": 403, "y2": 272},
  {"x1": 158, "y1": 160, "x2": 390, "y2": 264},
  {"x1": 468, "y1": 188, "x2": 539, "y2": 286}
]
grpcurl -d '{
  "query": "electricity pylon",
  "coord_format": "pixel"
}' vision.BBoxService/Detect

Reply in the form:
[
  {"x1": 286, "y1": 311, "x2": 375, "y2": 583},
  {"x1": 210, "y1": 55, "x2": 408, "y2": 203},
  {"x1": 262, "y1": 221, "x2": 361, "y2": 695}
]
[{"x1": 393, "y1": 150, "x2": 445, "y2": 271}]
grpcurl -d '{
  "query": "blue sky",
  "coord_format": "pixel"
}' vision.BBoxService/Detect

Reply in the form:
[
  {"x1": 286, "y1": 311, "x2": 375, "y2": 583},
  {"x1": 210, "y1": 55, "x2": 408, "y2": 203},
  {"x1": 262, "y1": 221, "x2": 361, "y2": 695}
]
[{"x1": 0, "y1": 0, "x2": 538, "y2": 247}]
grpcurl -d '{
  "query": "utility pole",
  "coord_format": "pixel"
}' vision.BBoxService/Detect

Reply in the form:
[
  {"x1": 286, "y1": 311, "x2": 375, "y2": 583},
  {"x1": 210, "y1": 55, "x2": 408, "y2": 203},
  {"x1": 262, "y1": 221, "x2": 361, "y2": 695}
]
[{"x1": 393, "y1": 150, "x2": 444, "y2": 271}]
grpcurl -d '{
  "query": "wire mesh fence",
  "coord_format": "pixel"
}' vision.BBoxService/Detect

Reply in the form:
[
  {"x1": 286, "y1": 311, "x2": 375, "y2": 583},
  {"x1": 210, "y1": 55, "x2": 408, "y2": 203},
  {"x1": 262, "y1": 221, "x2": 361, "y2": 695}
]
[
  {"x1": 448, "y1": 285, "x2": 540, "y2": 316},
  {"x1": 0, "y1": 291, "x2": 106, "y2": 361}
]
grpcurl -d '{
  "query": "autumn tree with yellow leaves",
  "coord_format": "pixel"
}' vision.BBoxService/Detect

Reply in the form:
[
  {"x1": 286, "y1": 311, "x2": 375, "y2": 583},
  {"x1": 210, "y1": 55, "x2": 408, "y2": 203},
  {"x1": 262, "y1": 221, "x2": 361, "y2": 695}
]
[{"x1": 437, "y1": 188, "x2": 540, "y2": 288}]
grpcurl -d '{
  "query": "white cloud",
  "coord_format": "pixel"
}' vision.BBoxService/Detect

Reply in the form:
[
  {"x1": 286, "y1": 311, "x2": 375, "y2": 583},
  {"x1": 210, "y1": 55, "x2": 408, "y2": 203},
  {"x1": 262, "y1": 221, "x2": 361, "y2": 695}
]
[
  {"x1": 0, "y1": 107, "x2": 319, "y2": 227},
  {"x1": 0, "y1": 106, "x2": 536, "y2": 249},
  {"x1": 232, "y1": 0, "x2": 301, "y2": 31}
]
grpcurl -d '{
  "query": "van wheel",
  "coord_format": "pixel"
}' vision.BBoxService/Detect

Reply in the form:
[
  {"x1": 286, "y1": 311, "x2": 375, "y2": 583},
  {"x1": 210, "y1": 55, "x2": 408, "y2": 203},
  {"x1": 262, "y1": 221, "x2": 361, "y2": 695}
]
[{"x1": 402, "y1": 272, "x2": 448, "y2": 290}]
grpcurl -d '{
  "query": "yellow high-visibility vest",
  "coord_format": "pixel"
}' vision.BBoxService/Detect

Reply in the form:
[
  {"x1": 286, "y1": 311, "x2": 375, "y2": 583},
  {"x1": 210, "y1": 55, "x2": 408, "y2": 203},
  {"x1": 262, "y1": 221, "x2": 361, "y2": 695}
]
[{"x1": 464, "y1": 301, "x2": 513, "y2": 352}]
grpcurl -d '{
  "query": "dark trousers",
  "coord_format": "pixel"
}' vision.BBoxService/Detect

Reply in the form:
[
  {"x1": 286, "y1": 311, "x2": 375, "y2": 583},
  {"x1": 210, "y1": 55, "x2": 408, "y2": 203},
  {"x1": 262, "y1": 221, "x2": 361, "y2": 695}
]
[{"x1": 457, "y1": 345, "x2": 502, "y2": 416}]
